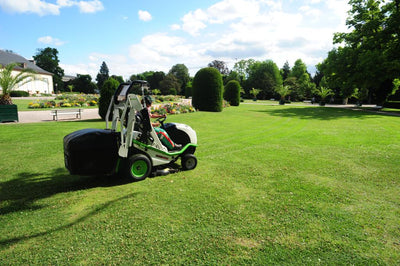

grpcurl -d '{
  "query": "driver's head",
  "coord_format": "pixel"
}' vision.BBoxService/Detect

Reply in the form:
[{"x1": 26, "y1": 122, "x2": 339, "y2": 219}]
[{"x1": 143, "y1": 95, "x2": 153, "y2": 107}]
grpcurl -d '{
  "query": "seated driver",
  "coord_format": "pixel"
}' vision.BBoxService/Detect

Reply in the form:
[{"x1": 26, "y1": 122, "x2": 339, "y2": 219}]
[{"x1": 142, "y1": 95, "x2": 182, "y2": 150}]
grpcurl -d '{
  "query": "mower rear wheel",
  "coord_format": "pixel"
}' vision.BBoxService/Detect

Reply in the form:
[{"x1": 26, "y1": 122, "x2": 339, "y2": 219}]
[
  {"x1": 181, "y1": 154, "x2": 197, "y2": 171},
  {"x1": 126, "y1": 154, "x2": 152, "y2": 181}
]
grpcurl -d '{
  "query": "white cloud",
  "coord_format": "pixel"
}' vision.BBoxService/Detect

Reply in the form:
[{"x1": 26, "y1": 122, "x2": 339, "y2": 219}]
[
  {"x1": 126, "y1": 33, "x2": 213, "y2": 75},
  {"x1": 0, "y1": 0, "x2": 60, "y2": 16},
  {"x1": 170, "y1": 24, "x2": 181, "y2": 30},
  {"x1": 61, "y1": 52, "x2": 131, "y2": 79},
  {"x1": 37, "y1": 36, "x2": 65, "y2": 46},
  {"x1": 138, "y1": 10, "x2": 152, "y2": 22},
  {"x1": 61, "y1": 0, "x2": 352, "y2": 78},
  {"x1": 206, "y1": 0, "x2": 259, "y2": 23},
  {"x1": 57, "y1": 0, "x2": 74, "y2": 7},
  {"x1": 181, "y1": 9, "x2": 208, "y2": 36},
  {"x1": 0, "y1": 0, "x2": 103, "y2": 15},
  {"x1": 76, "y1": 0, "x2": 103, "y2": 13}
]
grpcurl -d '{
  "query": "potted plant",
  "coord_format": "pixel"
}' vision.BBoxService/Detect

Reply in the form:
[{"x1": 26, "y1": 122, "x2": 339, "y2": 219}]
[
  {"x1": 0, "y1": 63, "x2": 36, "y2": 122},
  {"x1": 351, "y1": 88, "x2": 368, "y2": 107},
  {"x1": 275, "y1": 85, "x2": 291, "y2": 105},
  {"x1": 249, "y1": 88, "x2": 260, "y2": 101},
  {"x1": 314, "y1": 86, "x2": 333, "y2": 106}
]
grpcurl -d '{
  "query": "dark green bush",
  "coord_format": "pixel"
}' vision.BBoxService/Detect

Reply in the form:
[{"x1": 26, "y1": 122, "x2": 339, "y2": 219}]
[
  {"x1": 99, "y1": 78, "x2": 120, "y2": 120},
  {"x1": 10, "y1": 90, "x2": 29, "y2": 97},
  {"x1": 224, "y1": 80, "x2": 241, "y2": 106},
  {"x1": 185, "y1": 83, "x2": 193, "y2": 98},
  {"x1": 384, "y1": 101, "x2": 400, "y2": 109},
  {"x1": 192, "y1": 67, "x2": 223, "y2": 112},
  {"x1": 169, "y1": 88, "x2": 177, "y2": 95}
]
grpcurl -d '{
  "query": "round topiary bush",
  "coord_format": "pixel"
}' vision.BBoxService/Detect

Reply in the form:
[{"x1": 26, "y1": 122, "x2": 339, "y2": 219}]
[
  {"x1": 224, "y1": 80, "x2": 241, "y2": 106},
  {"x1": 99, "y1": 78, "x2": 119, "y2": 120},
  {"x1": 192, "y1": 67, "x2": 223, "y2": 112}
]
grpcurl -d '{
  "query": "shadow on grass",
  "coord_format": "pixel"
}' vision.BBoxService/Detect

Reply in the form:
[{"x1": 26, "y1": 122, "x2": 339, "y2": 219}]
[
  {"x1": 260, "y1": 106, "x2": 384, "y2": 120},
  {"x1": 0, "y1": 168, "x2": 137, "y2": 247},
  {"x1": 0, "y1": 193, "x2": 136, "y2": 247},
  {"x1": 0, "y1": 168, "x2": 132, "y2": 216},
  {"x1": 70, "y1": 118, "x2": 103, "y2": 123}
]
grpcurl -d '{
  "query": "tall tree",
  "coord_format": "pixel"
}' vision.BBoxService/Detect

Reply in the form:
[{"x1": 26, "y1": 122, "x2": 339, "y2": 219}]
[
  {"x1": 159, "y1": 73, "x2": 181, "y2": 95},
  {"x1": 96, "y1": 61, "x2": 109, "y2": 89},
  {"x1": 331, "y1": 0, "x2": 400, "y2": 104},
  {"x1": 72, "y1": 74, "x2": 97, "y2": 94},
  {"x1": 280, "y1": 61, "x2": 291, "y2": 81},
  {"x1": 33, "y1": 47, "x2": 64, "y2": 90},
  {"x1": 246, "y1": 60, "x2": 282, "y2": 100},
  {"x1": 110, "y1": 75, "x2": 124, "y2": 84},
  {"x1": 288, "y1": 59, "x2": 315, "y2": 100},
  {"x1": 317, "y1": 48, "x2": 356, "y2": 104},
  {"x1": 208, "y1": 60, "x2": 229, "y2": 75},
  {"x1": 168, "y1": 64, "x2": 190, "y2": 95},
  {"x1": 233, "y1": 59, "x2": 255, "y2": 80},
  {"x1": 146, "y1": 71, "x2": 165, "y2": 90}
]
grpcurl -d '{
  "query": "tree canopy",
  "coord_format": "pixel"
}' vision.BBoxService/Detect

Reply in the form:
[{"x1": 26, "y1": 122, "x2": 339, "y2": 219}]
[
  {"x1": 33, "y1": 47, "x2": 64, "y2": 90},
  {"x1": 96, "y1": 61, "x2": 109, "y2": 89},
  {"x1": 322, "y1": 0, "x2": 400, "y2": 104},
  {"x1": 246, "y1": 60, "x2": 282, "y2": 100},
  {"x1": 208, "y1": 60, "x2": 229, "y2": 75},
  {"x1": 71, "y1": 74, "x2": 97, "y2": 94},
  {"x1": 168, "y1": 64, "x2": 190, "y2": 95}
]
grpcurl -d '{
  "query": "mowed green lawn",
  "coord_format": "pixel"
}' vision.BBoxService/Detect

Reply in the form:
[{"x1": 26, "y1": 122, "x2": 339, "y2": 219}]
[{"x1": 0, "y1": 104, "x2": 399, "y2": 264}]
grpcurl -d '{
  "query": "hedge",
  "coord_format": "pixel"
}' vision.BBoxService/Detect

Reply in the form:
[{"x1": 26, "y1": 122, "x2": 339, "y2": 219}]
[
  {"x1": 224, "y1": 80, "x2": 241, "y2": 106},
  {"x1": 192, "y1": 67, "x2": 223, "y2": 112}
]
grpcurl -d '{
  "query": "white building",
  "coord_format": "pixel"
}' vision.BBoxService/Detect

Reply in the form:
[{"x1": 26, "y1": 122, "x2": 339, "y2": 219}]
[{"x1": 0, "y1": 50, "x2": 54, "y2": 95}]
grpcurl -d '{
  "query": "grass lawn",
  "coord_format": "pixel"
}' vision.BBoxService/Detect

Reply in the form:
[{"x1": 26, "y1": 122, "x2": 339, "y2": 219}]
[{"x1": 0, "y1": 104, "x2": 399, "y2": 264}]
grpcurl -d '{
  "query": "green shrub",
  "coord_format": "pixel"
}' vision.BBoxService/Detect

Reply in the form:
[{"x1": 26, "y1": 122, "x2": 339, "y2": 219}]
[
  {"x1": 99, "y1": 78, "x2": 119, "y2": 120},
  {"x1": 185, "y1": 82, "x2": 193, "y2": 98},
  {"x1": 192, "y1": 67, "x2": 223, "y2": 112},
  {"x1": 169, "y1": 88, "x2": 177, "y2": 95},
  {"x1": 224, "y1": 80, "x2": 241, "y2": 106},
  {"x1": 384, "y1": 101, "x2": 400, "y2": 109},
  {"x1": 10, "y1": 90, "x2": 29, "y2": 97}
]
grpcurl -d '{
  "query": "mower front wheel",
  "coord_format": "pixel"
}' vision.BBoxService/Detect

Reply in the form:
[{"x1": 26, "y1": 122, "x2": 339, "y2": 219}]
[
  {"x1": 181, "y1": 154, "x2": 197, "y2": 171},
  {"x1": 125, "y1": 154, "x2": 152, "y2": 181}
]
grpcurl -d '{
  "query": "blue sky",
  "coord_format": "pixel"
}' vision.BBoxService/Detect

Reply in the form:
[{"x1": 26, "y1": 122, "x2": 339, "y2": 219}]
[{"x1": 0, "y1": 0, "x2": 351, "y2": 78}]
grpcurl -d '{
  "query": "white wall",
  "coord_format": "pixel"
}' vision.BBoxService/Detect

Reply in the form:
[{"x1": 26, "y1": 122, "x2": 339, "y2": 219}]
[{"x1": 0, "y1": 70, "x2": 54, "y2": 95}]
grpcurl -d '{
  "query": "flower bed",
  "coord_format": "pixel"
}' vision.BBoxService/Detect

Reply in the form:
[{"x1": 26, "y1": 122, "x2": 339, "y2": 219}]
[
  {"x1": 28, "y1": 94, "x2": 99, "y2": 109},
  {"x1": 151, "y1": 103, "x2": 195, "y2": 115},
  {"x1": 154, "y1": 95, "x2": 183, "y2": 103}
]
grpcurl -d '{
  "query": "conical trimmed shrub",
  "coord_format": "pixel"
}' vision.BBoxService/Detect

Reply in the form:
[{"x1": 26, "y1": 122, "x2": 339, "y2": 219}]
[
  {"x1": 192, "y1": 67, "x2": 223, "y2": 112},
  {"x1": 224, "y1": 80, "x2": 241, "y2": 106}
]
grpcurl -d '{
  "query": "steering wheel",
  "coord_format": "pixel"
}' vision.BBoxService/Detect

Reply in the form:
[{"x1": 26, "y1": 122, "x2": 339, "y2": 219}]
[{"x1": 155, "y1": 115, "x2": 167, "y2": 126}]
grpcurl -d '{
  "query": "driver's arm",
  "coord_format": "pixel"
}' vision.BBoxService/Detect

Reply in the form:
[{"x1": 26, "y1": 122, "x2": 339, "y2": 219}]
[{"x1": 150, "y1": 113, "x2": 166, "y2": 118}]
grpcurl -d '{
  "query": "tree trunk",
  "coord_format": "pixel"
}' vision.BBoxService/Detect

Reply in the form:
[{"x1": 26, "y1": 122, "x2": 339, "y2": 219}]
[{"x1": 0, "y1": 94, "x2": 13, "y2": 105}]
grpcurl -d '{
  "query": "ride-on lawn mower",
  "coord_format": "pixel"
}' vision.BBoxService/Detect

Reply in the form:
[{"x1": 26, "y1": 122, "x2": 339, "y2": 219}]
[{"x1": 63, "y1": 80, "x2": 198, "y2": 181}]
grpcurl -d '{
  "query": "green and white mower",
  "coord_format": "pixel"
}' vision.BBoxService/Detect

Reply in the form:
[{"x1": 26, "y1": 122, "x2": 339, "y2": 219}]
[{"x1": 63, "y1": 80, "x2": 198, "y2": 181}]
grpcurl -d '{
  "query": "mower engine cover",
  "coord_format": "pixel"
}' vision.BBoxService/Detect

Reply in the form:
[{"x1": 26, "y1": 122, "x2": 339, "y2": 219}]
[{"x1": 64, "y1": 128, "x2": 119, "y2": 175}]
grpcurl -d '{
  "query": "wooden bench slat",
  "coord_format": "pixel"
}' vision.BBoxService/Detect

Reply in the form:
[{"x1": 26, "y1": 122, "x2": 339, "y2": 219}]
[{"x1": 51, "y1": 109, "x2": 83, "y2": 121}]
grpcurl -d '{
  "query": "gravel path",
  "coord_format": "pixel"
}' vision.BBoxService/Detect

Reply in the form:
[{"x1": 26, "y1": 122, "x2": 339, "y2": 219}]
[{"x1": 17, "y1": 108, "x2": 101, "y2": 123}]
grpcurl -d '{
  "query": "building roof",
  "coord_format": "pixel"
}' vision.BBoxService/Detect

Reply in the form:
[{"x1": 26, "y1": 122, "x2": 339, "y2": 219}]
[
  {"x1": 0, "y1": 50, "x2": 53, "y2": 76},
  {"x1": 62, "y1": 75, "x2": 76, "y2": 82}
]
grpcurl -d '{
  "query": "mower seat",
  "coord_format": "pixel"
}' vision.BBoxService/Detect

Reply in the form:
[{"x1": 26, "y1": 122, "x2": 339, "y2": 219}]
[{"x1": 136, "y1": 108, "x2": 153, "y2": 144}]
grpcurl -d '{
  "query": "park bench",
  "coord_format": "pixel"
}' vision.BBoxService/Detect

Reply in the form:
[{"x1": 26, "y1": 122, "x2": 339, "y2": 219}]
[{"x1": 51, "y1": 109, "x2": 82, "y2": 121}]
